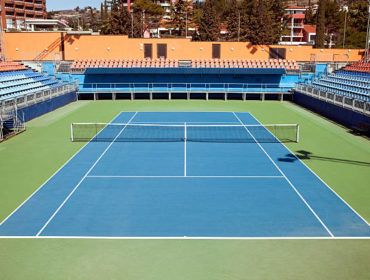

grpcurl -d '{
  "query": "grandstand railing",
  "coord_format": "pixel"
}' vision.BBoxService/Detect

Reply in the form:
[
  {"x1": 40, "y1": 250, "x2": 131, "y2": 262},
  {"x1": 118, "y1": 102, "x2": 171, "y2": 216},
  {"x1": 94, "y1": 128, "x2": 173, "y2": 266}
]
[
  {"x1": 0, "y1": 81, "x2": 78, "y2": 114},
  {"x1": 295, "y1": 84, "x2": 370, "y2": 116},
  {"x1": 78, "y1": 83, "x2": 294, "y2": 93}
]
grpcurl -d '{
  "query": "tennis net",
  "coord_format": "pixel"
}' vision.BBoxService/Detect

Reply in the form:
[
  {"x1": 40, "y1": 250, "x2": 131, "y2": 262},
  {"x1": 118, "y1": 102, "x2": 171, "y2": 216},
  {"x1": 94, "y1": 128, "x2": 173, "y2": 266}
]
[{"x1": 71, "y1": 123, "x2": 299, "y2": 143}]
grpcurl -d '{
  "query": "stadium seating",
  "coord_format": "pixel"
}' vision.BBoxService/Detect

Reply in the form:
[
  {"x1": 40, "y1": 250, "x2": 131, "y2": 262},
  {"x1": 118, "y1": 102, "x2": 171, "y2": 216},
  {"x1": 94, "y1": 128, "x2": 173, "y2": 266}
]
[
  {"x1": 343, "y1": 62, "x2": 370, "y2": 73},
  {"x1": 70, "y1": 58, "x2": 299, "y2": 71},
  {"x1": 305, "y1": 70, "x2": 370, "y2": 102},
  {"x1": 0, "y1": 61, "x2": 65, "y2": 102}
]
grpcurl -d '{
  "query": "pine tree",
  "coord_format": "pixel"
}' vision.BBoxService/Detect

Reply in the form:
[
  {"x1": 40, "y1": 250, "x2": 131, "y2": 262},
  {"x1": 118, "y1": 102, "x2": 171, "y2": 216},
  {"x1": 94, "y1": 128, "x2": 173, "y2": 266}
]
[
  {"x1": 167, "y1": 0, "x2": 192, "y2": 37},
  {"x1": 315, "y1": 0, "x2": 326, "y2": 48},
  {"x1": 268, "y1": 0, "x2": 285, "y2": 44},
  {"x1": 305, "y1": 0, "x2": 315, "y2": 25},
  {"x1": 119, "y1": 3, "x2": 131, "y2": 35},
  {"x1": 197, "y1": 0, "x2": 220, "y2": 41},
  {"x1": 226, "y1": 0, "x2": 240, "y2": 41},
  {"x1": 239, "y1": 0, "x2": 256, "y2": 42}
]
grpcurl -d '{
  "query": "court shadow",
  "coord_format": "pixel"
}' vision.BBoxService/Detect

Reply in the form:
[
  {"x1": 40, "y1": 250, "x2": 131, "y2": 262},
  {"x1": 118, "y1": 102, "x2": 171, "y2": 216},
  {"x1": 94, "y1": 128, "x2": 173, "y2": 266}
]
[{"x1": 278, "y1": 150, "x2": 370, "y2": 167}]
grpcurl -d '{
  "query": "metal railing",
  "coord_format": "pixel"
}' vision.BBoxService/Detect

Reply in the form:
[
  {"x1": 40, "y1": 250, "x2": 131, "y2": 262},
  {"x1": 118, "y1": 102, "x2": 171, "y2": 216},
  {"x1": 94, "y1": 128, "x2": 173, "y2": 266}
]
[
  {"x1": 78, "y1": 83, "x2": 294, "y2": 93},
  {"x1": 295, "y1": 84, "x2": 370, "y2": 116},
  {"x1": 0, "y1": 81, "x2": 79, "y2": 114}
]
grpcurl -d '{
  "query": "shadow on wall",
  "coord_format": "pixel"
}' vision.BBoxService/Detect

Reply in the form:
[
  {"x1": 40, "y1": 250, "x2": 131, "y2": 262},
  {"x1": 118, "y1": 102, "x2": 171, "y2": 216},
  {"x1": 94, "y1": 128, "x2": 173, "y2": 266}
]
[{"x1": 278, "y1": 150, "x2": 370, "y2": 167}]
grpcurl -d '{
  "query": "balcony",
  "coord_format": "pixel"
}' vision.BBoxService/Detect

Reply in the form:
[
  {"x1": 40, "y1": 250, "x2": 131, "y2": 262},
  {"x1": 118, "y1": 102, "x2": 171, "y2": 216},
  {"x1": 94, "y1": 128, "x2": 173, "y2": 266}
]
[
  {"x1": 281, "y1": 33, "x2": 304, "y2": 38},
  {"x1": 287, "y1": 23, "x2": 304, "y2": 28}
]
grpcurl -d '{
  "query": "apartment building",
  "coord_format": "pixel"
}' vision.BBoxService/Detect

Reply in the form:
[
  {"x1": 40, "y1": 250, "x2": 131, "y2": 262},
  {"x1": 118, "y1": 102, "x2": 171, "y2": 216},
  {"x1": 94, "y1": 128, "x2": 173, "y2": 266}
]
[{"x1": 0, "y1": 0, "x2": 47, "y2": 30}]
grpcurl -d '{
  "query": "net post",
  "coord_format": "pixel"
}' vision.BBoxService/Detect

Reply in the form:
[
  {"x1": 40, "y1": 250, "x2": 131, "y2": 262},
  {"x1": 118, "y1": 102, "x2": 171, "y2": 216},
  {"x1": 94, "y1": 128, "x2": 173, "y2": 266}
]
[
  {"x1": 296, "y1": 124, "x2": 300, "y2": 143},
  {"x1": 70, "y1": 123, "x2": 74, "y2": 142}
]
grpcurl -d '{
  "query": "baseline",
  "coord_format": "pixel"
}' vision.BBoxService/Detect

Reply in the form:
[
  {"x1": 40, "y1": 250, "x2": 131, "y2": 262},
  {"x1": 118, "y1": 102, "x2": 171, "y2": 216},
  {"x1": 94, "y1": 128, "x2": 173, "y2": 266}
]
[
  {"x1": 35, "y1": 112, "x2": 138, "y2": 236},
  {"x1": 232, "y1": 112, "x2": 334, "y2": 237}
]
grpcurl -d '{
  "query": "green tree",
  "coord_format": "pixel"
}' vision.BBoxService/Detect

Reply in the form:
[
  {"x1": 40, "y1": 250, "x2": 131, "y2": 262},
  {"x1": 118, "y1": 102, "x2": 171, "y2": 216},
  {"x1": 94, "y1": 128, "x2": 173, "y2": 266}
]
[
  {"x1": 225, "y1": 0, "x2": 240, "y2": 41},
  {"x1": 168, "y1": 0, "x2": 192, "y2": 37},
  {"x1": 343, "y1": 0, "x2": 369, "y2": 49},
  {"x1": 315, "y1": 0, "x2": 326, "y2": 48},
  {"x1": 196, "y1": 0, "x2": 220, "y2": 41},
  {"x1": 131, "y1": 0, "x2": 164, "y2": 38},
  {"x1": 305, "y1": 0, "x2": 315, "y2": 25}
]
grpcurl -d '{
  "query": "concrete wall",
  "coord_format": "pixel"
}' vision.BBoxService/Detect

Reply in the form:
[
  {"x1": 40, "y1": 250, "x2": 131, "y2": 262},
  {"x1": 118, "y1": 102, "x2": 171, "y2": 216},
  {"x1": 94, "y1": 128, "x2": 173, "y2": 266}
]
[{"x1": 4, "y1": 32, "x2": 365, "y2": 62}]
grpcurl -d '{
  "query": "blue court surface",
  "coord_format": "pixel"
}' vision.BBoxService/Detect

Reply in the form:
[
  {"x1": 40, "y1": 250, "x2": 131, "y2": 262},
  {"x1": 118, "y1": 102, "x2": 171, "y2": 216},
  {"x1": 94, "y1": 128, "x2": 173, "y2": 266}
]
[{"x1": 0, "y1": 112, "x2": 369, "y2": 238}]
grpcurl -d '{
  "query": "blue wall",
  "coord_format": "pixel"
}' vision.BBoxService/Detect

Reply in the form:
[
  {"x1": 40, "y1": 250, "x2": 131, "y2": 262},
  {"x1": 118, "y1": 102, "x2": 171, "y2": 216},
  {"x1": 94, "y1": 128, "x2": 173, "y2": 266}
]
[
  {"x1": 294, "y1": 90, "x2": 369, "y2": 129},
  {"x1": 18, "y1": 91, "x2": 77, "y2": 122},
  {"x1": 72, "y1": 72, "x2": 303, "y2": 88}
]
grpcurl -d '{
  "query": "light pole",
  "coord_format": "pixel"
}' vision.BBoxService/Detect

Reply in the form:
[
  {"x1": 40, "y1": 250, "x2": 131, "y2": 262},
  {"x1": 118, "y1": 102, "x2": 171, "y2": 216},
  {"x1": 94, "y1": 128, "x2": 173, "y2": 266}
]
[
  {"x1": 185, "y1": 10, "x2": 188, "y2": 38},
  {"x1": 365, "y1": 1, "x2": 370, "y2": 62},
  {"x1": 342, "y1": 6, "x2": 348, "y2": 49},
  {"x1": 238, "y1": 12, "x2": 240, "y2": 42},
  {"x1": 131, "y1": 11, "x2": 134, "y2": 38}
]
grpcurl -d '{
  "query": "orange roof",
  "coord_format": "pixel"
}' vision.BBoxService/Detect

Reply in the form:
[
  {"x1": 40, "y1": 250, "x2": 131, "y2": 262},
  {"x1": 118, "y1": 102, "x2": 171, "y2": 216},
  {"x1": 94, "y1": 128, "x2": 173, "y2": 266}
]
[{"x1": 304, "y1": 25, "x2": 316, "y2": 33}]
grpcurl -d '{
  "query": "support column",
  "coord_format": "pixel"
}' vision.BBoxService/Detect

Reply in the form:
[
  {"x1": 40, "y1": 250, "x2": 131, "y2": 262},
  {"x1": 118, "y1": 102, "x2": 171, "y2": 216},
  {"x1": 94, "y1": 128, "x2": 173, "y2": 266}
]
[
  {"x1": 131, "y1": 92, "x2": 134, "y2": 101},
  {"x1": 260, "y1": 93, "x2": 265, "y2": 101},
  {"x1": 150, "y1": 92, "x2": 153, "y2": 100},
  {"x1": 112, "y1": 92, "x2": 116, "y2": 101},
  {"x1": 279, "y1": 94, "x2": 283, "y2": 102},
  {"x1": 242, "y1": 93, "x2": 246, "y2": 101},
  {"x1": 206, "y1": 92, "x2": 209, "y2": 101},
  {"x1": 224, "y1": 92, "x2": 227, "y2": 101},
  {"x1": 187, "y1": 92, "x2": 190, "y2": 101},
  {"x1": 94, "y1": 92, "x2": 97, "y2": 101},
  {"x1": 169, "y1": 92, "x2": 171, "y2": 100}
]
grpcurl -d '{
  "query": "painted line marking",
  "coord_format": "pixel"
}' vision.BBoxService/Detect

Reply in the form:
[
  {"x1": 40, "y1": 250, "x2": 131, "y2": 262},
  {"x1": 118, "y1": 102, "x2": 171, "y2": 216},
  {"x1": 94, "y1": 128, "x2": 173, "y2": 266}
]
[
  {"x1": 232, "y1": 112, "x2": 334, "y2": 237},
  {"x1": 86, "y1": 175, "x2": 285, "y2": 178},
  {"x1": 0, "y1": 111, "x2": 124, "y2": 227},
  {"x1": 0, "y1": 236, "x2": 369, "y2": 240},
  {"x1": 249, "y1": 113, "x2": 370, "y2": 227},
  {"x1": 36, "y1": 112, "x2": 138, "y2": 236}
]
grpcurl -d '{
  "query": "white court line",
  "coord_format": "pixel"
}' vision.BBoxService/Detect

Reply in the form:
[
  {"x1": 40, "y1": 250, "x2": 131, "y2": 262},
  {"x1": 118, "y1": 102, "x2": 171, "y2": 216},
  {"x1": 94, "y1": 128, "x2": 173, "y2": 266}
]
[
  {"x1": 246, "y1": 113, "x2": 370, "y2": 227},
  {"x1": 130, "y1": 121, "x2": 240, "y2": 124},
  {"x1": 232, "y1": 112, "x2": 334, "y2": 237},
  {"x1": 184, "y1": 122, "x2": 187, "y2": 177},
  {"x1": 0, "y1": 236, "x2": 369, "y2": 240},
  {"x1": 36, "y1": 112, "x2": 138, "y2": 236},
  {"x1": 86, "y1": 175, "x2": 285, "y2": 178},
  {"x1": 0, "y1": 111, "x2": 124, "y2": 227}
]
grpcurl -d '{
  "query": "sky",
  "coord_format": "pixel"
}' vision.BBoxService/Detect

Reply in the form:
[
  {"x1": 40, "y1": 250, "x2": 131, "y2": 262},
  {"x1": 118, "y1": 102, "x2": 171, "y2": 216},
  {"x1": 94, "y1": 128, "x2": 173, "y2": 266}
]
[{"x1": 47, "y1": 0, "x2": 101, "y2": 11}]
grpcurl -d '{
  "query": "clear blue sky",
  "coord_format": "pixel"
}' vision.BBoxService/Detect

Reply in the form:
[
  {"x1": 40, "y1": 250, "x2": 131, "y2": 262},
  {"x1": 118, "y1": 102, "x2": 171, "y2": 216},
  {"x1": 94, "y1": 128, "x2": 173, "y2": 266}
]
[{"x1": 47, "y1": 0, "x2": 101, "y2": 11}]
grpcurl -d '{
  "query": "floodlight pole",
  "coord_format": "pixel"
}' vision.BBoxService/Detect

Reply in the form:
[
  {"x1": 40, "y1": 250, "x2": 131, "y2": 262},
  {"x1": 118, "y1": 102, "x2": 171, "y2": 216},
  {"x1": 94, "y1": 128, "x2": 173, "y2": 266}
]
[
  {"x1": 365, "y1": 1, "x2": 370, "y2": 62},
  {"x1": 342, "y1": 6, "x2": 348, "y2": 49},
  {"x1": 238, "y1": 12, "x2": 240, "y2": 42},
  {"x1": 131, "y1": 11, "x2": 134, "y2": 38},
  {"x1": 185, "y1": 10, "x2": 188, "y2": 38}
]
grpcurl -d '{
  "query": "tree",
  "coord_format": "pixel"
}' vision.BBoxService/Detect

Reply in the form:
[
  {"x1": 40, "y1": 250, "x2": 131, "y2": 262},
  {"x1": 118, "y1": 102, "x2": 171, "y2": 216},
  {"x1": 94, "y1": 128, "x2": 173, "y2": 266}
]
[
  {"x1": 315, "y1": 0, "x2": 326, "y2": 48},
  {"x1": 196, "y1": 0, "x2": 220, "y2": 41},
  {"x1": 168, "y1": 0, "x2": 192, "y2": 37},
  {"x1": 305, "y1": 0, "x2": 315, "y2": 25},
  {"x1": 225, "y1": 0, "x2": 240, "y2": 41},
  {"x1": 243, "y1": 0, "x2": 276, "y2": 45},
  {"x1": 131, "y1": 0, "x2": 164, "y2": 38},
  {"x1": 343, "y1": 0, "x2": 369, "y2": 48},
  {"x1": 268, "y1": 0, "x2": 286, "y2": 44}
]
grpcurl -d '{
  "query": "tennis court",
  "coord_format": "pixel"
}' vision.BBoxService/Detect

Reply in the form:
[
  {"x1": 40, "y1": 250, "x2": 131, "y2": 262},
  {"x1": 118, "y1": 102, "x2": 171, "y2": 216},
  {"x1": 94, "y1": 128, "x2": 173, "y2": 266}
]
[{"x1": 0, "y1": 111, "x2": 369, "y2": 238}]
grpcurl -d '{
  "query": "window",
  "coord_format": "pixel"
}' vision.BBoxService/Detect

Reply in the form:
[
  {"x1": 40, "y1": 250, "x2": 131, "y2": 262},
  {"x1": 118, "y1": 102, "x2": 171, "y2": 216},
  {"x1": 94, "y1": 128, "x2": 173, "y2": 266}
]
[
  {"x1": 269, "y1": 48, "x2": 286, "y2": 59},
  {"x1": 157, "y1": 44, "x2": 167, "y2": 59},
  {"x1": 144, "y1": 44, "x2": 152, "y2": 59},
  {"x1": 212, "y1": 44, "x2": 221, "y2": 59},
  {"x1": 6, "y1": 19, "x2": 15, "y2": 29}
]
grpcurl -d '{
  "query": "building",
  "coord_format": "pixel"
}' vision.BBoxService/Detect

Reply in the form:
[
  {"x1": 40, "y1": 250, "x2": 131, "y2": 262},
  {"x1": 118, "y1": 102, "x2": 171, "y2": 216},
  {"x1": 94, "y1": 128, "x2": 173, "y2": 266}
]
[
  {"x1": 122, "y1": 0, "x2": 172, "y2": 19},
  {"x1": 280, "y1": 5, "x2": 306, "y2": 45},
  {"x1": 302, "y1": 24, "x2": 316, "y2": 45},
  {"x1": 0, "y1": 0, "x2": 47, "y2": 30}
]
